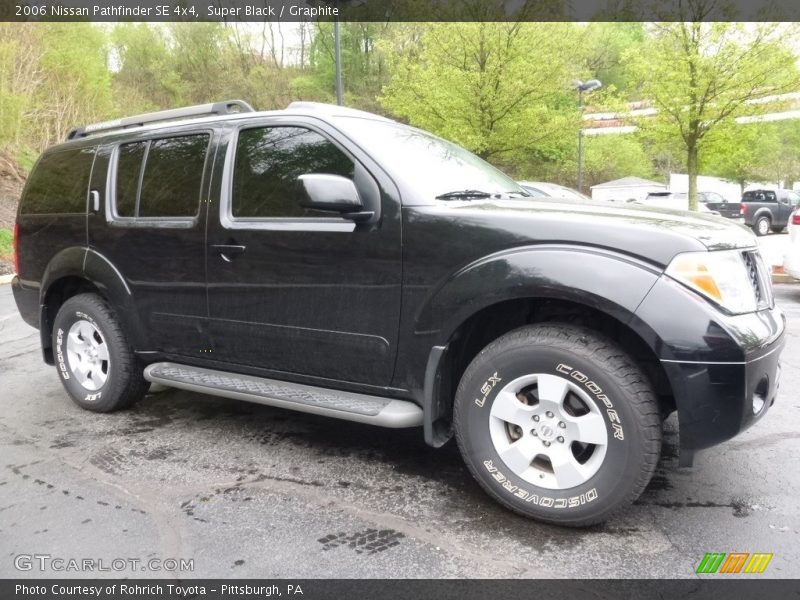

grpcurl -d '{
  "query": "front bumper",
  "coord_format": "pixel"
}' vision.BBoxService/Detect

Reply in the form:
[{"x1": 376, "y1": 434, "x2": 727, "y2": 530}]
[{"x1": 635, "y1": 275, "x2": 785, "y2": 462}]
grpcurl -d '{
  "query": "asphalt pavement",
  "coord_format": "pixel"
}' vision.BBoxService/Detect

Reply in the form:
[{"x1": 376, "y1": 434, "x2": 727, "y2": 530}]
[{"x1": 0, "y1": 282, "x2": 798, "y2": 579}]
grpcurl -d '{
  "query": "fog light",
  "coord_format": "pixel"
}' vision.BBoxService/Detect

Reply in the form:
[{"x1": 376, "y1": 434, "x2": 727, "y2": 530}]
[{"x1": 752, "y1": 377, "x2": 769, "y2": 415}]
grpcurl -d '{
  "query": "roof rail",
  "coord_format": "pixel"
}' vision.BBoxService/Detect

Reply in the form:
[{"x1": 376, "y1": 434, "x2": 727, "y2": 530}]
[{"x1": 66, "y1": 100, "x2": 255, "y2": 140}]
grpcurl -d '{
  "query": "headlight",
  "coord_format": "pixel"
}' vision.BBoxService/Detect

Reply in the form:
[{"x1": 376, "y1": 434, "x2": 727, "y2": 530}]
[{"x1": 665, "y1": 250, "x2": 757, "y2": 314}]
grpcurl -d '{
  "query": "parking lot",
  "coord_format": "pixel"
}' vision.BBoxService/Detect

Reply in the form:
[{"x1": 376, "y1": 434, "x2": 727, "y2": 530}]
[{"x1": 0, "y1": 281, "x2": 798, "y2": 580}]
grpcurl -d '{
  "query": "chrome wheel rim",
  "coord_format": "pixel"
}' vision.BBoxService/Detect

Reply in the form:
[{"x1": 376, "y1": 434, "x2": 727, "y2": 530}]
[
  {"x1": 489, "y1": 373, "x2": 608, "y2": 490},
  {"x1": 66, "y1": 319, "x2": 110, "y2": 392},
  {"x1": 758, "y1": 219, "x2": 769, "y2": 235}
]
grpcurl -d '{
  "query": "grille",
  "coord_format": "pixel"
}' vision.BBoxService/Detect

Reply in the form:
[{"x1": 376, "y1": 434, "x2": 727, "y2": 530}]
[{"x1": 743, "y1": 251, "x2": 773, "y2": 309}]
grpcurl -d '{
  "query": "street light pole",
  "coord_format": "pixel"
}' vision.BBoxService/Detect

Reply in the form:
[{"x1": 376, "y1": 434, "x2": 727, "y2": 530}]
[
  {"x1": 577, "y1": 88, "x2": 584, "y2": 194},
  {"x1": 574, "y1": 79, "x2": 602, "y2": 194}
]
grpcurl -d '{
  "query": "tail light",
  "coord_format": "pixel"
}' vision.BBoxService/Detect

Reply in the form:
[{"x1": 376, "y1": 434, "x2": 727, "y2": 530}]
[
  {"x1": 793, "y1": 211, "x2": 800, "y2": 225},
  {"x1": 740, "y1": 203, "x2": 747, "y2": 215},
  {"x1": 12, "y1": 223, "x2": 19, "y2": 275}
]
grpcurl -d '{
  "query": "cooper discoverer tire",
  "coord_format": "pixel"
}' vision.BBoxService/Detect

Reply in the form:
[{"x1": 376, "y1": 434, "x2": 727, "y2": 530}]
[
  {"x1": 52, "y1": 293, "x2": 149, "y2": 412},
  {"x1": 454, "y1": 324, "x2": 661, "y2": 526}
]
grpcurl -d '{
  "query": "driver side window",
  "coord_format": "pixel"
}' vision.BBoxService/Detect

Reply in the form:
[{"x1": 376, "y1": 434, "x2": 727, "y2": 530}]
[{"x1": 231, "y1": 126, "x2": 355, "y2": 219}]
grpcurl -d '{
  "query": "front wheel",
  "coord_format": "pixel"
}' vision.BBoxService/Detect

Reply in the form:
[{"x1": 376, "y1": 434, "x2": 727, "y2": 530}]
[
  {"x1": 453, "y1": 324, "x2": 662, "y2": 527},
  {"x1": 52, "y1": 293, "x2": 149, "y2": 412}
]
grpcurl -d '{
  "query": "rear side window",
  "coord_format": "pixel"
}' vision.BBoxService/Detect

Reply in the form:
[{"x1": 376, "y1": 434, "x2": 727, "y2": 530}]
[
  {"x1": 21, "y1": 147, "x2": 95, "y2": 214},
  {"x1": 232, "y1": 126, "x2": 355, "y2": 219},
  {"x1": 114, "y1": 133, "x2": 209, "y2": 219},
  {"x1": 743, "y1": 191, "x2": 777, "y2": 202}
]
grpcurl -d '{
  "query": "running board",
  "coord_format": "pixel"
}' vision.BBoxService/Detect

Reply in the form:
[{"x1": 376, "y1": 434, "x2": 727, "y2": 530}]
[{"x1": 143, "y1": 362, "x2": 423, "y2": 428}]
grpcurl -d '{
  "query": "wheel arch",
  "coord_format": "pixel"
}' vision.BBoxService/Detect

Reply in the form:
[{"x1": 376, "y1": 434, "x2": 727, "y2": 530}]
[
  {"x1": 39, "y1": 247, "x2": 144, "y2": 364},
  {"x1": 419, "y1": 247, "x2": 675, "y2": 447}
]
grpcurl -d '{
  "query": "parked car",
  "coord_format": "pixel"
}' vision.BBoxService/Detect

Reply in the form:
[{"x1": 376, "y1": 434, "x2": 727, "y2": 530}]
[
  {"x1": 784, "y1": 207, "x2": 800, "y2": 281},
  {"x1": 741, "y1": 188, "x2": 800, "y2": 236},
  {"x1": 12, "y1": 100, "x2": 784, "y2": 527},
  {"x1": 641, "y1": 191, "x2": 725, "y2": 216},
  {"x1": 517, "y1": 181, "x2": 591, "y2": 202}
]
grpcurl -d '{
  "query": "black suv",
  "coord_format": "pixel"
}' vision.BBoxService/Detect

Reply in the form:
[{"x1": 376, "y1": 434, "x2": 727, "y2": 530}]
[{"x1": 11, "y1": 101, "x2": 785, "y2": 526}]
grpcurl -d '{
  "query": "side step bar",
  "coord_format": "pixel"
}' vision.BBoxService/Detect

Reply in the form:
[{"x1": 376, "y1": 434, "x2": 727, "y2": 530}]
[{"x1": 143, "y1": 362, "x2": 423, "y2": 428}]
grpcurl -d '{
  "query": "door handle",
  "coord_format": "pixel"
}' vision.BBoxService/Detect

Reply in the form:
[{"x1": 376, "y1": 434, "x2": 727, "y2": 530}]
[
  {"x1": 89, "y1": 190, "x2": 100, "y2": 212},
  {"x1": 212, "y1": 244, "x2": 246, "y2": 262}
]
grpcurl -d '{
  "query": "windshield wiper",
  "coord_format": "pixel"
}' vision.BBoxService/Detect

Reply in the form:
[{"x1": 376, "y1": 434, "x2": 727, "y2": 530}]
[{"x1": 435, "y1": 189, "x2": 493, "y2": 200}]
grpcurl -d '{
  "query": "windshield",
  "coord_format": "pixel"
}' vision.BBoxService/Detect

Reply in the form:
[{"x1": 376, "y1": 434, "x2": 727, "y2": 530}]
[{"x1": 334, "y1": 117, "x2": 526, "y2": 199}]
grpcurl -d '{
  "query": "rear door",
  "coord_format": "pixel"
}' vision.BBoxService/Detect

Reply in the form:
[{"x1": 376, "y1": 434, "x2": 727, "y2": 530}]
[
  {"x1": 204, "y1": 118, "x2": 402, "y2": 387},
  {"x1": 88, "y1": 129, "x2": 213, "y2": 356}
]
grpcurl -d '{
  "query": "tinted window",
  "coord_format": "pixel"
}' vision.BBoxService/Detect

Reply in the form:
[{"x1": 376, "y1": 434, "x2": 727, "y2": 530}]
[
  {"x1": 116, "y1": 142, "x2": 146, "y2": 217},
  {"x1": 22, "y1": 148, "x2": 95, "y2": 214},
  {"x1": 232, "y1": 126, "x2": 355, "y2": 218},
  {"x1": 139, "y1": 135, "x2": 209, "y2": 217},
  {"x1": 743, "y1": 191, "x2": 777, "y2": 202},
  {"x1": 115, "y1": 134, "x2": 208, "y2": 218}
]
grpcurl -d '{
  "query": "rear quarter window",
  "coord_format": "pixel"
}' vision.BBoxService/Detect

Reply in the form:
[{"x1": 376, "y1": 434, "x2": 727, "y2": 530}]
[{"x1": 20, "y1": 147, "x2": 95, "y2": 214}]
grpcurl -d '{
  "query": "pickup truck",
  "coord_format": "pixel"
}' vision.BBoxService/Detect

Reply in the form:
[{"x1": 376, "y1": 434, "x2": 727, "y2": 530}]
[{"x1": 741, "y1": 188, "x2": 800, "y2": 236}]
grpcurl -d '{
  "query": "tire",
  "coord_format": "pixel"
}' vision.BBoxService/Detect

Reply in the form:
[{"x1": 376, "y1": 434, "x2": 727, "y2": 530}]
[
  {"x1": 52, "y1": 293, "x2": 149, "y2": 412},
  {"x1": 770, "y1": 226, "x2": 785, "y2": 234},
  {"x1": 453, "y1": 324, "x2": 662, "y2": 527},
  {"x1": 753, "y1": 215, "x2": 771, "y2": 236}
]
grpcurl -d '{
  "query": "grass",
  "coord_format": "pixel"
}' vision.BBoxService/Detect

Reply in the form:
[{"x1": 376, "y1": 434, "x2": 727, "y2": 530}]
[
  {"x1": 14, "y1": 147, "x2": 37, "y2": 174},
  {"x1": 0, "y1": 228, "x2": 12, "y2": 259}
]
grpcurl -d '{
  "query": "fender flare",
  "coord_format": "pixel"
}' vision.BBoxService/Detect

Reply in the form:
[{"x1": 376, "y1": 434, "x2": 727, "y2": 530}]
[
  {"x1": 415, "y1": 244, "x2": 663, "y2": 344},
  {"x1": 416, "y1": 245, "x2": 666, "y2": 446},
  {"x1": 39, "y1": 247, "x2": 146, "y2": 361}
]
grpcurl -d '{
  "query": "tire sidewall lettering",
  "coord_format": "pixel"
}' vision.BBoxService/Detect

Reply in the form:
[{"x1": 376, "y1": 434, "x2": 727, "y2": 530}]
[{"x1": 462, "y1": 348, "x2": 639, "y2": 516}]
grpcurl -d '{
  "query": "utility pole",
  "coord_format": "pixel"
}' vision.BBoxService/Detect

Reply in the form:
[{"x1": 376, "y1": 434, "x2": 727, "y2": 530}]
[{"x1": 334, "y1": 16, "x2": 344, "y2": 105}]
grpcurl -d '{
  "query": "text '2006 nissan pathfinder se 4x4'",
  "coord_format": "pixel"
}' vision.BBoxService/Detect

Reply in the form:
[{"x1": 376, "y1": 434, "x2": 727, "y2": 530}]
[{"x1": 11, "y1": 100, "x2": 785, "y2": 526}]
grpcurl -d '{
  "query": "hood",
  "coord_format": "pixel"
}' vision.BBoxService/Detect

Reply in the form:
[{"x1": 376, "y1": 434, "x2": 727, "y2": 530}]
[{"x1": 430, "y1": 196, "x2": 758, "y2": 266}]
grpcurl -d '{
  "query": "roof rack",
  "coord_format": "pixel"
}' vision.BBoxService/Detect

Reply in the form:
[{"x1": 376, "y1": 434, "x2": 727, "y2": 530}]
[{"x1": 66, "y1": 100, "x2": 255, "y2": 140}]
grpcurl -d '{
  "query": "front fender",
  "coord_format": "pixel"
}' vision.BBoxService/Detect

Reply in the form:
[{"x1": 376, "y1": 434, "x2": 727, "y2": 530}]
[{"x1": 415, "y1": 245, "x2": 662, "y2": 342}]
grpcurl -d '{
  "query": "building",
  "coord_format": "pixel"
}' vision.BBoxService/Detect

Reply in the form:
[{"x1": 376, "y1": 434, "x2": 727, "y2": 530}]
[{"x1": 589, "y1": 176, "x2": 666, "y2": 203}]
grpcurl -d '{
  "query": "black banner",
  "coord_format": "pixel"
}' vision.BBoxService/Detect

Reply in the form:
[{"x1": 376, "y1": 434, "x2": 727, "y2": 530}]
[
  {"x1": 2, "y1": 0, "x2": 800, "y2": 22},
  {"x1": 2, "y1": 579, "x2": 800, "y2": 600}
]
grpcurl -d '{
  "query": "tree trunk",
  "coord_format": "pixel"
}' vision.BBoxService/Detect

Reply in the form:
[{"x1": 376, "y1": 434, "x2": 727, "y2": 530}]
[{"x1": 687, "y1": 144, "x2": 699, "y2": 211}]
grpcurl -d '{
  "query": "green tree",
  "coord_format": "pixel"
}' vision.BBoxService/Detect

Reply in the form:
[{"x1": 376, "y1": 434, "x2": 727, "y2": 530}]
[
  {"x1": 535, "y1": 133, "x2": 654, "y2": 188},
  {"x1": 626, "y1": 13, "x2": 800, "y2": 210},
  {"x1": 111, "y1": 24, "x2": 180, "y2": 112},
  {"x1": 379, "y1": 22, "x2": 581, "y2": 162}
]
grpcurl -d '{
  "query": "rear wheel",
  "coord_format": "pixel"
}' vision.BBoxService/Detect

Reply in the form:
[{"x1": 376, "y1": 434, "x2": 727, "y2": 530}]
[
  {"x1": 753, "y1": 215, "x2": 771, "y2": 236},
  {"x1": 770, "y1": 225, "x2": 785, "y2": 234},
  {"x1": 453, "y1": 324, "x2": 662, "y2": 526},
  {"x1": 52, "y1": 293, "x2": 149, "y2": 412}
]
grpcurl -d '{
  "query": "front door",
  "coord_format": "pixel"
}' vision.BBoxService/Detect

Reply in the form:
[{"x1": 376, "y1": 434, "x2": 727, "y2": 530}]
[{"x1": 205, "y1": 120, "x2": 402, "y2": 387}]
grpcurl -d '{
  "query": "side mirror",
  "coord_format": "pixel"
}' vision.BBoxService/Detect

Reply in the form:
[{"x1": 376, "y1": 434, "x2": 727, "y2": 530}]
[{"x1": 297, "y1": 174, "x2": 374, "y2": 222}]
